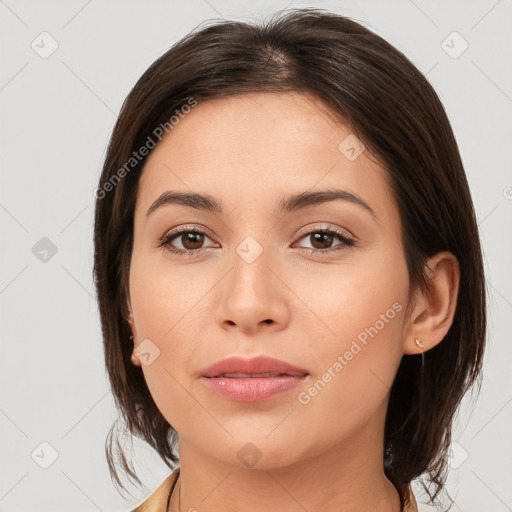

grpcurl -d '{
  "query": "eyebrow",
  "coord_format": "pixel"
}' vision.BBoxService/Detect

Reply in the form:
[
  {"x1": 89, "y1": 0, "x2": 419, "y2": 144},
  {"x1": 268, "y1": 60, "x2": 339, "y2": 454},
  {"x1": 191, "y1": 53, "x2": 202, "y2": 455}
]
[{"x1": 146, "y1": 189, "x2": 377, "y2": 221}]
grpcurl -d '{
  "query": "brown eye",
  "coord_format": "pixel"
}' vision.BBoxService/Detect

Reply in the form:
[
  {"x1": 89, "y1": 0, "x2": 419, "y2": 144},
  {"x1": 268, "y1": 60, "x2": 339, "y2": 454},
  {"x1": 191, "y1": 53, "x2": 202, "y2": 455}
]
[
  {"x1": 159, "y1": 228, "x2": 217, "y2": 256},
  {"x1": 309, "y1": 232, "x2": 335, "y2": 250},
  {"x1": 294, "y1": 228, "x2": 355, "y2": 253},
  {"x1": 180, "y1": 232, "x2": 205, "y2": 250}
]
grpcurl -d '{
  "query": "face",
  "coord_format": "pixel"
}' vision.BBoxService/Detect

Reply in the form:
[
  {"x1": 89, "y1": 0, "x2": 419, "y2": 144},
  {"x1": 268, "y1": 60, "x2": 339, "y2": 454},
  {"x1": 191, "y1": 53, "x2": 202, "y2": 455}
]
[{"x1": 128, "y1": 92, "x2": 412, "y2": 469}]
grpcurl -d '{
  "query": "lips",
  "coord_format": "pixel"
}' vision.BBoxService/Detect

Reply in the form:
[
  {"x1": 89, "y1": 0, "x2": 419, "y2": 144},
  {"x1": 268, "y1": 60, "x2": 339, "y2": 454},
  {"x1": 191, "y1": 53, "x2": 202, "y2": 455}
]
[
  {"x1": 217, "y1": 372, "x2": 286, "y2": 378},
  {"x1": 200, "y1": 355, "x2": 308, "y2": 378},
  {"x1": 201, "y1": 356, "x2": 309, "y2": 402}
]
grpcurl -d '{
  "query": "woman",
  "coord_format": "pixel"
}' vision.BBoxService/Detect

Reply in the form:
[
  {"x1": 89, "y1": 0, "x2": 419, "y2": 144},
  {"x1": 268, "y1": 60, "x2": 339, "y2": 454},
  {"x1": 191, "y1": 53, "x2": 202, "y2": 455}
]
[{"x1": 93, "y1": 8, "x2": 486, "y2": 512}]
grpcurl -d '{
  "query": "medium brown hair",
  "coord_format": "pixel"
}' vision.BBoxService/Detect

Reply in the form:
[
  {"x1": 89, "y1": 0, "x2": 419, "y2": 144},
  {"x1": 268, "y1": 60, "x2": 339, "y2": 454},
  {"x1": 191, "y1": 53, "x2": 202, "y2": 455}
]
[{"x1": 93, "y1": 7, "x2": 486, "y2": 506}]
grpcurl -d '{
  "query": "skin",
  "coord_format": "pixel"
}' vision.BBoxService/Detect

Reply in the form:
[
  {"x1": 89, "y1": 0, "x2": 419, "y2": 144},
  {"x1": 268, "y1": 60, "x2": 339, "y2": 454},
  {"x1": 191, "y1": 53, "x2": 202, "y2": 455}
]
[{"x1": 126, "y1": 92, "x2": 460, "y2": 512}]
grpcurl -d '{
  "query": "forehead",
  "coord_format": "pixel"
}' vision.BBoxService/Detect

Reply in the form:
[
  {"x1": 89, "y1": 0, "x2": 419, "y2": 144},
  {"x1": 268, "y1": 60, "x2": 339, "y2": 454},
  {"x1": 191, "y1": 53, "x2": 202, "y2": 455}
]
[{"x1": 136, "y1": 92, "x2": 395, "y2": 223}]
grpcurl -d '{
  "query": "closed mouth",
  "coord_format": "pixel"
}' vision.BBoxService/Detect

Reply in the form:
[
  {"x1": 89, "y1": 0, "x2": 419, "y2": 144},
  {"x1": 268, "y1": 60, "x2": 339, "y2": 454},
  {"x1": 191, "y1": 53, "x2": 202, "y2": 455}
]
[{"x1": 209, "y1": 372, "x2": 305, "y2": 378}]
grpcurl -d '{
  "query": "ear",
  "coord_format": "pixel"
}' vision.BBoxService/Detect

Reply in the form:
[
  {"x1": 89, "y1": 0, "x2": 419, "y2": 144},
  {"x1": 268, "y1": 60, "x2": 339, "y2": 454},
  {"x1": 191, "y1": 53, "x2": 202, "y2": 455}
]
[
  {"x1": 403, "y1": 251, "x2": 460, "y2": 355},
  {"x1": 126, "y1": 300, "x2": 141, "y2": 366},
  {"x1": 126, "y1": 299, "x2": 136, "y2": 333}
]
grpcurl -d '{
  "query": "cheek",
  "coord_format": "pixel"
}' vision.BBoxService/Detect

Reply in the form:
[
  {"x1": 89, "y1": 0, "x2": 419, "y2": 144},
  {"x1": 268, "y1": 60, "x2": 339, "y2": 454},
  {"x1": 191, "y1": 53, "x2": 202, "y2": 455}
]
[
  {"x1": 291, "y1": 243, "x2": 409, "y2": 350},
  {"x1": 129, "y1": 257, "x2": 211, "y2": 427},
  {"x1": 129, "y1": 250, "x2": 209, "y2": 338},
  {"x1": 290, "y1": 249, "x2": 409, "y2": 426}
]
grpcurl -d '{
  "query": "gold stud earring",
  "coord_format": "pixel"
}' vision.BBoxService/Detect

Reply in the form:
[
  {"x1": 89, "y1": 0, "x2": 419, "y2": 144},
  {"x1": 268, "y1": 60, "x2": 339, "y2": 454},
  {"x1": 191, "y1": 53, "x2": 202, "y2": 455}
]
[
  {"x1": 414, "y1": 338, "x2": 425, "y2": 372},
  {"x1": 131, "y1": 352, "x2": 140, "y2": 365}
]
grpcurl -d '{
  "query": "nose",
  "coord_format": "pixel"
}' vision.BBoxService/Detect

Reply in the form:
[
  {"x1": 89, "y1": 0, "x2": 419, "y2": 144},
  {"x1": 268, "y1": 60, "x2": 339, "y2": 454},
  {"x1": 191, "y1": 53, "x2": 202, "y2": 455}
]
[{"x1": 214, "y1": 240, "x2": 291, "y2": 336}]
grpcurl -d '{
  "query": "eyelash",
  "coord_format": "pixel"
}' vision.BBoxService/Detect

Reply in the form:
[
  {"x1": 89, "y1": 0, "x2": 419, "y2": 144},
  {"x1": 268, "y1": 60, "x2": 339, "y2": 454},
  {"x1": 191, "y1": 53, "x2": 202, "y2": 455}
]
[{"x1": 157, "y1": 226, "x2": 356, "y2": 256}]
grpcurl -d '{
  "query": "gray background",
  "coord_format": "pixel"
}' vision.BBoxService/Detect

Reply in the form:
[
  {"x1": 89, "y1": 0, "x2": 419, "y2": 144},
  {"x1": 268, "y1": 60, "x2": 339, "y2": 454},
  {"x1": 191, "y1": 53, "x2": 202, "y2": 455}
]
[{"x1": 1, "y1": 0, "x2": 511, "y2": 511}]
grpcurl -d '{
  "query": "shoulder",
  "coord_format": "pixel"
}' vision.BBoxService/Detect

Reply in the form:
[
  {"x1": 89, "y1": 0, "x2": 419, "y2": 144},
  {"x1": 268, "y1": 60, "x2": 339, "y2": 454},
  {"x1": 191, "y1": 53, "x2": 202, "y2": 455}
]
[{"x1": 130, "y1": 466, "x2": 180, "y2": 512}]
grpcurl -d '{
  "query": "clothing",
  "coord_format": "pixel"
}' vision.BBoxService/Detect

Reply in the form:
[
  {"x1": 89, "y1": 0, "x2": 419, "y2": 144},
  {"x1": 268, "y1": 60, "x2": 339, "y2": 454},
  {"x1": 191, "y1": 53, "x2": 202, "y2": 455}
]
[
  {"x1": 131, "y1": 467, "x2": 179, "y2": 512},
  {"x1": 130, "y1": 466, "x2": 422, "y2": 512}
]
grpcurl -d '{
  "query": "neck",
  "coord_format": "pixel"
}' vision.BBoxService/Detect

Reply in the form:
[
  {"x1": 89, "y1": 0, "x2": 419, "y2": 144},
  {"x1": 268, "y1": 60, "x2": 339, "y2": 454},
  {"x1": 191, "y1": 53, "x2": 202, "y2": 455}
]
[{"x1": 169, "y1": 410, "x2": 401, "y2": 512}]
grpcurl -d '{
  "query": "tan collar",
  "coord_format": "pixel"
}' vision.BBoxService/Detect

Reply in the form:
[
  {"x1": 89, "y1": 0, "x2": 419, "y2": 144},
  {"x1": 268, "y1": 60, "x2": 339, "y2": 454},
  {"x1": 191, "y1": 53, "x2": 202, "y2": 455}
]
[
  {"x1": 403, "y1": 483, "x2": 419, "y2": 512},
  {"x1": 131, "y1": 467, "x2": 418, "y2": 512},
  {"x1": 130, "y1": 467, "x2": 180, "y2": 512}
]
